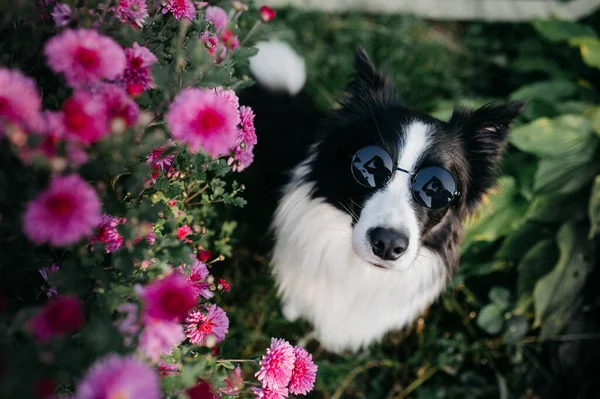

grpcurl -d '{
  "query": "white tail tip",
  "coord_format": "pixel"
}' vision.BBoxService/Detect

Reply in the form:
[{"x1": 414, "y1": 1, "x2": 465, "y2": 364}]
[{"x1": 249, "y1": 40, "x2": 307, "y2": 96}]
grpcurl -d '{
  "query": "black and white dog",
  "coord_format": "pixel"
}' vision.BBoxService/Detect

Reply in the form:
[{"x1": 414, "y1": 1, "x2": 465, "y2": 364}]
[{"x1": 236, "y1": 41, "x2": 524, "y2": 353}]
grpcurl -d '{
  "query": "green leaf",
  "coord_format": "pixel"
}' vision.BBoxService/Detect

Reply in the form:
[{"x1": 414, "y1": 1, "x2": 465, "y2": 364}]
[
  {"x1": 516, "y1": 239, "x2": 558, "y2": 298},
  {"x1": 532, "y1": 19, "x2": 597, "y2": 43},
  {"x1": 502, "y1": 315, "x2": 530, "y2": 344},
  {"x1": 569, "y1": 36, "x2": 600, "y2": 69},
  {"x1": 588, "y1": 175, "x2": 600, "y2": 238},
  {"x1": 496, "y1": 222, "x2": 550, "y2": 261},
  {"x1": 476, "y1": 303, "x2": 505, "y2": 335},
  {"x1": 533, "y1": 223, "x2": 594, "y2": 338},
  {"x1": 509, "y1": 80, "x2": 578, "y2": 103},
  {"x1": 533, "y1": 150, "x2": 599, "y2": 195},
  {"x1": 525, "y1": 194, "x2": 588, "y2": 223},
  {"x1": 510, "y1": 114, "x2": 595, "y2": 158},
  {"x1": 489, "y1": 287, "x2": 511, "y2": 309}
]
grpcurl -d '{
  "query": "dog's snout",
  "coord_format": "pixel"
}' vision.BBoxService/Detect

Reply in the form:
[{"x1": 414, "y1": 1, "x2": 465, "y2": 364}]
[{"x1": 368, "y1": 227, "x2": 408, "y2": 261}]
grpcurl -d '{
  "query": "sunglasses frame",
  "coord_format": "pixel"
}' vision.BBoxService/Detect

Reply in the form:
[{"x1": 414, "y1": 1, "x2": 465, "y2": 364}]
[{"x1": 350, "y1": 145, "x2": 461, "y2": 209}]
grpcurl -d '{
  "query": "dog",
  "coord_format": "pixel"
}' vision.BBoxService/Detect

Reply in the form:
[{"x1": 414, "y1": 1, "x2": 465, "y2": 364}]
[{"x1": 235, "y1": 40, "x2": 524, "y2": 353}]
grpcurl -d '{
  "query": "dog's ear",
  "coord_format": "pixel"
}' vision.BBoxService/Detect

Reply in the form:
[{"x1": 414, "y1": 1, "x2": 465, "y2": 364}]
[
  {"x1": 345, "y1": 47, "x2": 395, "y2": 101},
  {"x1": 450, "y1": 101, "x2": 525, "y2": 209}
]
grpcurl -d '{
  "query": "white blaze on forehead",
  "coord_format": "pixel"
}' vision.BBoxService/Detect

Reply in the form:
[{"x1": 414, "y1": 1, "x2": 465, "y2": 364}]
[{"x1": 398, "y1": 121, "x2": 431, "y2": 172}]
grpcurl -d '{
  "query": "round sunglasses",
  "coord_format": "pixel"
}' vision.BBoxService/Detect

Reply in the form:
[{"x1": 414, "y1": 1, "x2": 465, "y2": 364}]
[{"x1": 350, "y1": 145, "x2": 460, "y2": 209}]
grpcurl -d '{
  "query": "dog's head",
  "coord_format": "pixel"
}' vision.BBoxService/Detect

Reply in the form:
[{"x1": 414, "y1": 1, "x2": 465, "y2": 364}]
[{"x1": 306, "y1": 48, "x2": 524, "y2": 272}]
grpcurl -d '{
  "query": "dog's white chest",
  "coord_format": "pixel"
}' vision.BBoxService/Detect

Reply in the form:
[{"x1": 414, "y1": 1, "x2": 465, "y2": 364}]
[{"x1": 271, "y1": 183, "x2": 448, "y2": 352}]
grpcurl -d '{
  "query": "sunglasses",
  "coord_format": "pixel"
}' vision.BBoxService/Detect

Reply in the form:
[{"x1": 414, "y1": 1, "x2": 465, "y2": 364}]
[{"x1": 350, "y1": 145, "x2": 460, "y2": 209}]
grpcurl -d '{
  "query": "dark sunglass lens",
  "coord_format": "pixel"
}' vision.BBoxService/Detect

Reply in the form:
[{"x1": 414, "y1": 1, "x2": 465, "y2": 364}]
[
  {"x1": 412, "y1": 167, "x2": 457, "y2": 209},
  {"x1": 351, "y1": 146, "x2": 394, "y2": 188}
]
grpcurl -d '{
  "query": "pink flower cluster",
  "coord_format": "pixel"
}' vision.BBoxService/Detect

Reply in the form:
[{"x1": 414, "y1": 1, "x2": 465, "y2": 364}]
[
  {"x1": 89, "y1": 214, "x2": 124, "y2": 253},
  {"x1": 28, "y1": 295, "x2": 85, "y2": 342},
  {"x1": 254, "y1": 338, "x2": 318, "y2": 398},
  {"x1": 200, "y1": 6, "x2": 240, "y2": 64},
  {"x1": 165, "y1": 86, "x2": 256, "y2": 170}
]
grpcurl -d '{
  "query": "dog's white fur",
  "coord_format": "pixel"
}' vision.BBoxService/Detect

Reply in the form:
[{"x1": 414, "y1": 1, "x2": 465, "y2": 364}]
[
  {"x1": 271, "y1": 122, "x2": 448, "y2": 353},
  {"x1": 249, "y1": 41, "x2": 307, "y2": 96}
]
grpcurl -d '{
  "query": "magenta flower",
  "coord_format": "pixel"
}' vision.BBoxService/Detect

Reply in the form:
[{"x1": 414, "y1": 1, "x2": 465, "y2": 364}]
[
  {"x1": 44, "y1": 29, "x2": 126, "y2": 89},
  {"x1": 28, "y1": 295, "x2": 85, "y2": 342},
  {"x1": 158, "y1": 361, "x2": 179, "y2": 377},
  {"x1": 89, "y1": 214, "x2": 123, "y2": 253},
  {"x1": 0, "y1": 68, "x2": 42, "y2": 134},
  {"x1": 51, "y1": 3, "x2": 71, "y2": 27},
  {"x1": 98, "y1": 84, "x2": 140, "y2": 127},
  {"x1": 138, "y1": 273, "x2": 198, "y2": 323},
  {"x1": 115, "y1": 0, "x2": 149, "y2": 27},
  {"x1": 22, "y1": 174, "x2": 101, "y2": 247},
  {"x1": 162, "y1": 0, "x2": 196, "y2": 20},
  {"x1": 251, "y1": 386, "x2": 289, "y2": 399},
  {"x1": 289, "y1": 346, "x2": 318, "y2": 395},
  {"x1": 204, "y1": 6, "x2": 228, "y2": 31},
  {"x1": 76, "y1": 354, "x2": 160, "y2": 399},
  {"x1": 214, "y1": 86, "x2": 241, "y2": 125},
  {"x1": 221, "y1": 366, "x2": 243, "y2": 395},
  {"x1": 228, "y1": 147, "x2": 254, "y2": 172},
  {"x1": 166, "y1": 88, "x2": 238, "y2": 157},
  {"x1": 115, "y1": 303, "x2": 140, "y2": 346},
  {"x1": 62, "y1": 91, "x2": 109, "y2": 145},
  {"x1": 39, "y1": 264, "x2": 60, "y2": 298},
  {"x1": 176, "y1": 259, "x2": 213, "y2": 299},
  {"x1": 147, "y1": 143, "x2": 175, "y2": 172},
  {"x1": 255, "y1": 338, "x2": 295, "y2": 389},
  {"x1": 138, "y1": 319, "x2": 185, "y2": 363},
  {"x1": 185, "y1": 304, "x2": 229, "y2": 346},
  {"x1": 123, "y1": 42, "x2": 157, "y2": 92},
  {"x1": 239, "y1": 105, "x2": 257, "y2": 146}
]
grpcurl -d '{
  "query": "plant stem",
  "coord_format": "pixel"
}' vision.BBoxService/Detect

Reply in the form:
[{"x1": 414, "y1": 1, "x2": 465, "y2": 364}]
[
  {"x1": 393, "y1": 366, "x2": 439, "y2": 399},
  {"x1": 241, "y1": 21, "x2": 261, "y2": 46}
]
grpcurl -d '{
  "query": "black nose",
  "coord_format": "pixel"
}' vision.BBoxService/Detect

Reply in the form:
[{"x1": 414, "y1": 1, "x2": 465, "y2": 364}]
[{"x1": 368, "y1": 227, "x2": 409, "y2": 261}]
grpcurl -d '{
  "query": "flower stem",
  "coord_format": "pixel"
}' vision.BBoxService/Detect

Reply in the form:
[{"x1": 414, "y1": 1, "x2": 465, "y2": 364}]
[
  {"x1": 241, "y1": 21, "x2": 261, "y2": 46},
  {"x1": 217, "y1": 359, "x2": 258, "y2": 364}
]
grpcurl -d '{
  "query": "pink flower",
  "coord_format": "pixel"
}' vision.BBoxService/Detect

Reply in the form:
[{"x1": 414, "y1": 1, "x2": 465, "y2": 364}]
[
  {"x1": 22, "y1": 174, "x2": 102, "y2": 246},
  {"x1": 221, "y1": 366, "x2": 243, "y2": 395},
  {"x1": 28, "y1": 295, "x2": 84, "y2": 342},
  {"x1": 162, "y1": 0, "x2": 196, "y2": 20},
  {"x1": 0, "y1": 68, "x2": 42, "y2": 134},
  {"x1": 62, "y1": 91, "x2": 109, "y2": 145},
  {"x1": 76, "y1": 353, "x2": 160, "y2": 399},
  {"x1": 115, "y1": 303, "x2": 140, "y2": 345},
  {"x1": 228, "y1": 146, "x2": 254, "y2": 172},
  {"x1": 147, "y1": 143, "x2": 175, "y2": 172},
  {"x1": 177, "y1": 225, "x2": 192, "y2": 241},
  {"x1": 123, "y1": 42, "x2": 157, "y2": 92},
  {"x1": 289, "y1": 346, "x2": 318, "y2": 395},
  {"x1": 239, "y1": 105, "x2": 257, "y2": 146},
  {"x1": 51, "y1": 3, "x2": 71, "y2": 27},
  {"x1": 259, "y1": 5, "x2": 276, "y2": 22},
  {"x1": 44, "y1": 29, "x2": 126, "y2": 89},
  {"x1": 251, "y1": 386, "x2": 289, "y2": 399},
  {"x1": 185, "y1": 304, "x2": 229, "y2": 346},
  {"x1": 158, "y1": 361, "x2": 179, "y2": 377},
  {"x1": 187, "y1": 380, "x2": 217, "y2": 399},
  {"x1": 197, "y1": 250, "x2": 212, "y2": 262},
  {"x1": 98, "y1": 84, "x2": 140, "y2": 127},
  {"x1": 200, "y1": 31, "x2": 221, "y2": 60},
  {"x1": 204, "y1": 6, "x2": 227, "y2": 31},
  {"x1": 219, "y1": 278, "x2": 231, "y2": 292},
  {"x1": 138, "y1": 319, "x2": 185, "y2": 363},
  {"x1": 39, "y1": 264, "x2": 60, "y2": 298},
  {"x1": 166, "y1": 88, "x2": 239, "y2": 157},
  {"x1": 177, "y1": 260, "x2": 213, "y2": 299},
  {"x1": 214, "y1": 87, "x2": 240, "y2": 125},
  {"x1": 138, "y1": 273, "x2": 198, "y2": 323},
  {"x1": 255, "y1": 338, "x2": 295, "y2": 389},
  {"x1": 115, "y1": 0, "x2": 149, "y2": 27},
  {"x1": 89, "y1": 214, "x2": 123, "y2": 253}
]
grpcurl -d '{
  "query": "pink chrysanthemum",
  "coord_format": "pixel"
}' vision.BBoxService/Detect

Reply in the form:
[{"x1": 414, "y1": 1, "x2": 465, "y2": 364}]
[
  {"x1": 177, "y1": 260, "x2": 213, "y2": 299},
  {"x1": 162, "y1": 0, "x2": 196, "y2": 20},
  {"x1": 123, "y1": 42, "x2": 157, "y2": 92},
  {"x1": 239, "y1": 105, "x2": 257, "y2": 146},
  {"x1": 147, "y1": 143, "x2": 175, "y2": 172},
  {"x1": 115, "y1": 302, "x2": 140, "y2": 344},
  {"x1": 76, "y1": 353, "x2": 160, "y2": 399},
  {"x1": 158, "y1": 361, "x2": 179, "y2": 377},
  {"x1": 115, "y1": 0, "x2": 149, "y2": 27},
  {"x1": 98, "y1": 84, "x2": 140, "y2": 127},
  {"x1": 44, "y1": 29, "x2": 126, "y2": 89},
  {"x1": 204, "y1": 6, "x2": 227, "y2": 31},
  {"x1": 221, "y1": 366, "x2": 243, "y2": 395},
  {"x1": 62, "y1": 91, "x2": 109, "y2": 145},
  {"x1": 89, "y1": 214, "x2": 123, "y2": 253},
  {"x1": 166, "y1": 88, "x2": 239, "y2": 157},
  {"x1": 22, "y1": 174, "x2": 101, "y2": 246},
  {"x1": 289, "y1": 346, "x2": 318, "y2": 395},
  {"x1": 138, "y1": 319, "x2": 185, "y2": 363},
  {"x1": 228, "y1": 147, "x2": 254, "y2": 172},
  {"x1": 138, "y1": 273, "x2": 198, "y2": 323},
  {"x1": 200, "y1": 31, "x2": 222, "y2": 60},
  {"x1": 28, "y1": 295, "x2": 85, "y2": 342},
  {"x1": 39, "y1": 264, "x2": 60, "y2": 298},
  {"x1": 51, "y1": 3, "x2": 71, "y2": 27},
  {"x1": 214, "y1": 86, "x2": 241, "y2": 125},
  {"x1": 185, "y1": 304, "x2": 229, "y2": 346},
  {"x1": 0, "y1": 68, "x2": 42, "y2": 134},
  {"x1": 255, "y1": 338, "x2": 295, "y2": 389},
  {"x1": 251, "y1": 386, "x2": 289, "y2": 399},
  {"x1": 177, "y1": 225, "x2": 192, "y2": 241}
]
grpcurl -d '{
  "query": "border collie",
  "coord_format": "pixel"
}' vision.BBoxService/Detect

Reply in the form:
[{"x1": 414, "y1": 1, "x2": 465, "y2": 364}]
[{"x1": 236, "y1": 40, "x2": 524, "y2": 353}]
